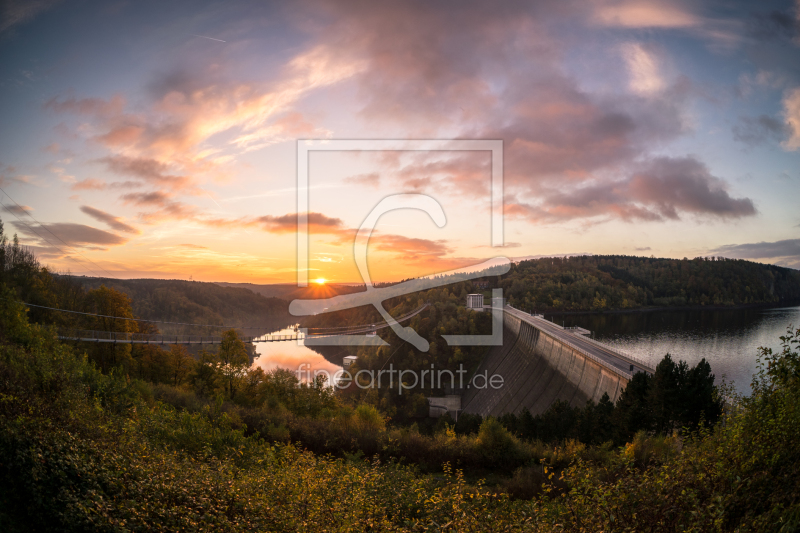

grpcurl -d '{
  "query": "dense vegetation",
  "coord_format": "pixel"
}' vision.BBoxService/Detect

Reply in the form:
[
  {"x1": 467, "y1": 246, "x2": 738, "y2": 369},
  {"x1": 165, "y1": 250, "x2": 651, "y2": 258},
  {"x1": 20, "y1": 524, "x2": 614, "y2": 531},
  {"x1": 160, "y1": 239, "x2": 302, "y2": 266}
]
[
  {"x1": 497, "y1": 255, "x2": 800, "y2": 312},
  {"x1": 2, "y1": 283, "x2": 799, "y2": 530},
  {"x1": 490, "y1": 354, "x2": 722, "y2": 446},
  {"x1": 74, "y1": 277, "x2": 289, "y2": 335},
  {"x1": 3, "y1": 219, "x2": 800, "y2": 530}
]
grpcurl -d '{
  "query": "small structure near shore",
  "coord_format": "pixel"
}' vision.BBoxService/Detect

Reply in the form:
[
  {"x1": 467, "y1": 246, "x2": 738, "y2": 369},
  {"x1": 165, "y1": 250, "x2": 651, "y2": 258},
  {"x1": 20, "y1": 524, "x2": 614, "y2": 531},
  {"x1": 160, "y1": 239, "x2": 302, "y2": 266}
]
[{"x1": 466, "y1": 294, "x2": 484, "y2": 311}]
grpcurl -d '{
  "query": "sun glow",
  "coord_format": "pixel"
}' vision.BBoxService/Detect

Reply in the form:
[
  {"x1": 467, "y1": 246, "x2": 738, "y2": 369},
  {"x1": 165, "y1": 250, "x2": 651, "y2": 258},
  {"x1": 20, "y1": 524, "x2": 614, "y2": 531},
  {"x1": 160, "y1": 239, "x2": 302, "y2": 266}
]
[{"x1": 314, "y1": 277, "x2": 327, "y2": 285}]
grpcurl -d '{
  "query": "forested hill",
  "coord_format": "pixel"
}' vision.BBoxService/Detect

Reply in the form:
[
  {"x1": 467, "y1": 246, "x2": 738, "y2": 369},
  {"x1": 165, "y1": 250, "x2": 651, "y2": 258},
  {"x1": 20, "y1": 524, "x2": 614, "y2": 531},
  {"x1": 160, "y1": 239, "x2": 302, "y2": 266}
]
[
  {"x1": 74, "y1": 277, "x2": 290, "y2": 331},
  {"x1": 216, "y1": 282, "x2": 366, "y2": 301},
  {"x1": 498, "y1": 255, "x2": 800, "y2": 312}
]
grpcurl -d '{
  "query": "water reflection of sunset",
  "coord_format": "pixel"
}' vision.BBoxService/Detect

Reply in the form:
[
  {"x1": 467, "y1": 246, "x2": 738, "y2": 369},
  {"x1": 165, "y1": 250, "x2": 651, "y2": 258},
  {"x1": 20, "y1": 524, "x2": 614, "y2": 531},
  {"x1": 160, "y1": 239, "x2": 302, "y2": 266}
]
[{"x1": 251, "y1": 326, "x2": 343, "y2": 381}]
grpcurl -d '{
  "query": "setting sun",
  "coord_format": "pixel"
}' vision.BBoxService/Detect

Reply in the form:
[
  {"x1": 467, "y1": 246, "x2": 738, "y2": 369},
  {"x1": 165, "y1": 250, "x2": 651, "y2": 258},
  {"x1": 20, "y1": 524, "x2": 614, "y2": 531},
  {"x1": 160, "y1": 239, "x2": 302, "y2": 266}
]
[{"x1": 314, "y1": 277, "x2": 327, "y2": 285}]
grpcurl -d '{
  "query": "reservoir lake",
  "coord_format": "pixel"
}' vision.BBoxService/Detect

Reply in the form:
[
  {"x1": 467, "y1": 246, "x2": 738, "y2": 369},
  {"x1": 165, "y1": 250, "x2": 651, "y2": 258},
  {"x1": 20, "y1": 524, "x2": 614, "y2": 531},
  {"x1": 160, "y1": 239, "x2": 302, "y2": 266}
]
[
  {"x1": 549, "y1": 304, "x2": 800, "y2": 395},
  {"x1": 250, "y1": 305, "x2": 800, "y2": 396}
]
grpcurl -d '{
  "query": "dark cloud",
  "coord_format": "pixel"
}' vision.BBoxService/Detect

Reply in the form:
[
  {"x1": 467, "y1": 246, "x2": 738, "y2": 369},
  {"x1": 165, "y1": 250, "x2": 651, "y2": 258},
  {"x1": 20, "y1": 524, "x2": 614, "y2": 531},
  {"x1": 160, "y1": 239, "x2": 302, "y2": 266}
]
[
  {"x1": 12, "y1": 221, "x2": 128, "y2": 248},
  {"x1": 748, "y1": 9, "x2": 800, "y2": 42},
  {"x1": 390, "y1": 152, "x2": 490, "y2": 197},
  {"x1": 121, "y1": 191, "x2": 172, "y2": 206},
  {"x1": 80, "y1": 205, "x2": 139, "y2": 234},
  {"x1": 1, "y1": 0, "x2": 63, "y2": 34},
  {"x1": 711, "y1": 238, "x2": 800, "y2": 261},
  {"x1": 505, "y1": 156, "x2": 756, "y2": 223},
  {"x1": 732, "y1": 115, "x2": 790, "y2": 146},
  {"x1": 635, "y1": 246, "x2": 651, "y2": 251},
  {"x1": 257, "y1": 212, "x2": 344, "y2": 234},
  {"x1": 2, "y1": 204, "x2": 32, "y2": 215},
  {"x1": 495, "y1": 80, "x2": 692, "y2": 189},
  {"x1": 627, "y1": 157, "x2": 756, "y2": 219},
  {"x1": 120, "y1": 191, "x2": 200, "y2": 223},
  {"x1": 44, "y1": 95, "x2": 125, "y2": 117},
  {"x1": 99, "y1": 155, "x2": 191, "y2": 190}
]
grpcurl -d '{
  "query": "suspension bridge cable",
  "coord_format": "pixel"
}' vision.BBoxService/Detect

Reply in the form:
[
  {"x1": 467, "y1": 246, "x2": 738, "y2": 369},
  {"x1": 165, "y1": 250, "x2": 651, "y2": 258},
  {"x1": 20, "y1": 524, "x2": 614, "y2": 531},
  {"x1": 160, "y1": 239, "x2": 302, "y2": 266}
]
[
  {"x1": 11, "y1": 298, "x2": 427, "y2": 332},
  {"x1": 11, "y1": 299, "x2": 272, "y2": 329}
]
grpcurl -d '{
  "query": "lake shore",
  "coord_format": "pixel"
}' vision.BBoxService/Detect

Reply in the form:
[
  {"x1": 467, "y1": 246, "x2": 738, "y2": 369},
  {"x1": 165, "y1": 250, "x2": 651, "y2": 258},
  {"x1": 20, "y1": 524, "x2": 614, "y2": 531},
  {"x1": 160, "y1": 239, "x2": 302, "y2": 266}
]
[{"x1": 532, "y1": 298, "x2": 800, "y2": 316}]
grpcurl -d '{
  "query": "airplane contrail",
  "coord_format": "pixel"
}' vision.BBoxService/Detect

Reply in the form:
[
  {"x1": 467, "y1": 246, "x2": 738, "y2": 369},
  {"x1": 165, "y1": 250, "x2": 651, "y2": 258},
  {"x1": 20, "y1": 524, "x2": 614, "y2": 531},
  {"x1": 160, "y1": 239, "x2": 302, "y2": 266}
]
[
  {"x1": 191, "y1": 34, "x2": 226, "y2": 43},
  {"x1": 204, "y1": 191, "x2": 223, "y2": 209}
]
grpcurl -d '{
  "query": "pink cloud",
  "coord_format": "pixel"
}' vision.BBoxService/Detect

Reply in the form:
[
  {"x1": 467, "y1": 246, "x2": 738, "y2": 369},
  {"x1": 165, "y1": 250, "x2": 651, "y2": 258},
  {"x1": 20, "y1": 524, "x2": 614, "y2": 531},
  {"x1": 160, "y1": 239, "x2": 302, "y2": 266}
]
[{"x1": 591, "y1": 0, "x2": 700, "y2": 29}]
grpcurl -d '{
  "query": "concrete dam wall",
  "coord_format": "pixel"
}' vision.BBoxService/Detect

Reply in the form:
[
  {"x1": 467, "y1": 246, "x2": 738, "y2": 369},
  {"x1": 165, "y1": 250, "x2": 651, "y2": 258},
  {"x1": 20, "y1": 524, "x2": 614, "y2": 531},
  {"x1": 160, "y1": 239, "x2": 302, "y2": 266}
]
[{"x1": 460, "y1": 312, "x2": 630, "y2": 417}]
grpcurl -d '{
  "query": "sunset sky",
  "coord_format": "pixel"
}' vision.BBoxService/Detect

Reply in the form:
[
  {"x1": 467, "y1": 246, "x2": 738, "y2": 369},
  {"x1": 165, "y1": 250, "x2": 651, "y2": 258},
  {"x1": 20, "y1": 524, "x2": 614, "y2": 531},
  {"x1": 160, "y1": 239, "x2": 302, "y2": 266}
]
[{"x1": 1, "y1": 0, "x2": 799, "y2": 283}]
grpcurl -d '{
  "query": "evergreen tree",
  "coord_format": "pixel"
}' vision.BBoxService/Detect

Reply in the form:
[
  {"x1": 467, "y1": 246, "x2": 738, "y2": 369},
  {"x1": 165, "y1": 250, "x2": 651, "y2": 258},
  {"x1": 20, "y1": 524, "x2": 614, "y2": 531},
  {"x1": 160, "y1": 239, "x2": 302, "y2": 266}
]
[{"x1": 613, "y1": 371, "x2": 652, "y2": 441}]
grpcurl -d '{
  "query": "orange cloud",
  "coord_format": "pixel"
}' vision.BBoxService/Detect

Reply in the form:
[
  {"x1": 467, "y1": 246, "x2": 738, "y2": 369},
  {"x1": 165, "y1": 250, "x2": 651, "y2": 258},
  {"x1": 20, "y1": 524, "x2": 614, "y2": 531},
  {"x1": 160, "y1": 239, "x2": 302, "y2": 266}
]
[
  {"x1": 71, "y1": 178, "x2": 107, "y2": 191},
  {"x1": 368, "y1": 234, "x2": 451, "y2": 258},
  {"x1": 96, "y1": 125, "x2": 145, "y2": 147}
]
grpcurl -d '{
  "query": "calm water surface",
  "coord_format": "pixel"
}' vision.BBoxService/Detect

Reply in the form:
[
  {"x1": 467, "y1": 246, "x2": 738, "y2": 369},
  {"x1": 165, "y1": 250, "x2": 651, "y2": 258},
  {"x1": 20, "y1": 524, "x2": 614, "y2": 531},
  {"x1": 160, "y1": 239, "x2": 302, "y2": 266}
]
[
  {"x1": 250, "y1": 306, "x2": 800, "y2": 394},
  {"x1": 250, "y1": 325, "x2": 343, "y2": 378},
  {"x1": 549, "y1": 305, "x2": 800, "y2": 394}
]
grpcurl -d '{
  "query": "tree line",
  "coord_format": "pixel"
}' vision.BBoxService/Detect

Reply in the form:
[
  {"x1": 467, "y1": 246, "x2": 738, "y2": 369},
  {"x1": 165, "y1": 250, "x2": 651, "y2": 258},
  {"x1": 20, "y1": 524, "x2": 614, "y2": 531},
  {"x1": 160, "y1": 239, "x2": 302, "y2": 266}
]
[
  {"x1": 449, "y1": 355, "x2": 723, "y2": 447},
  {"x1": 497, "y1": 254, "x2": 800, "y2": 312}
]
